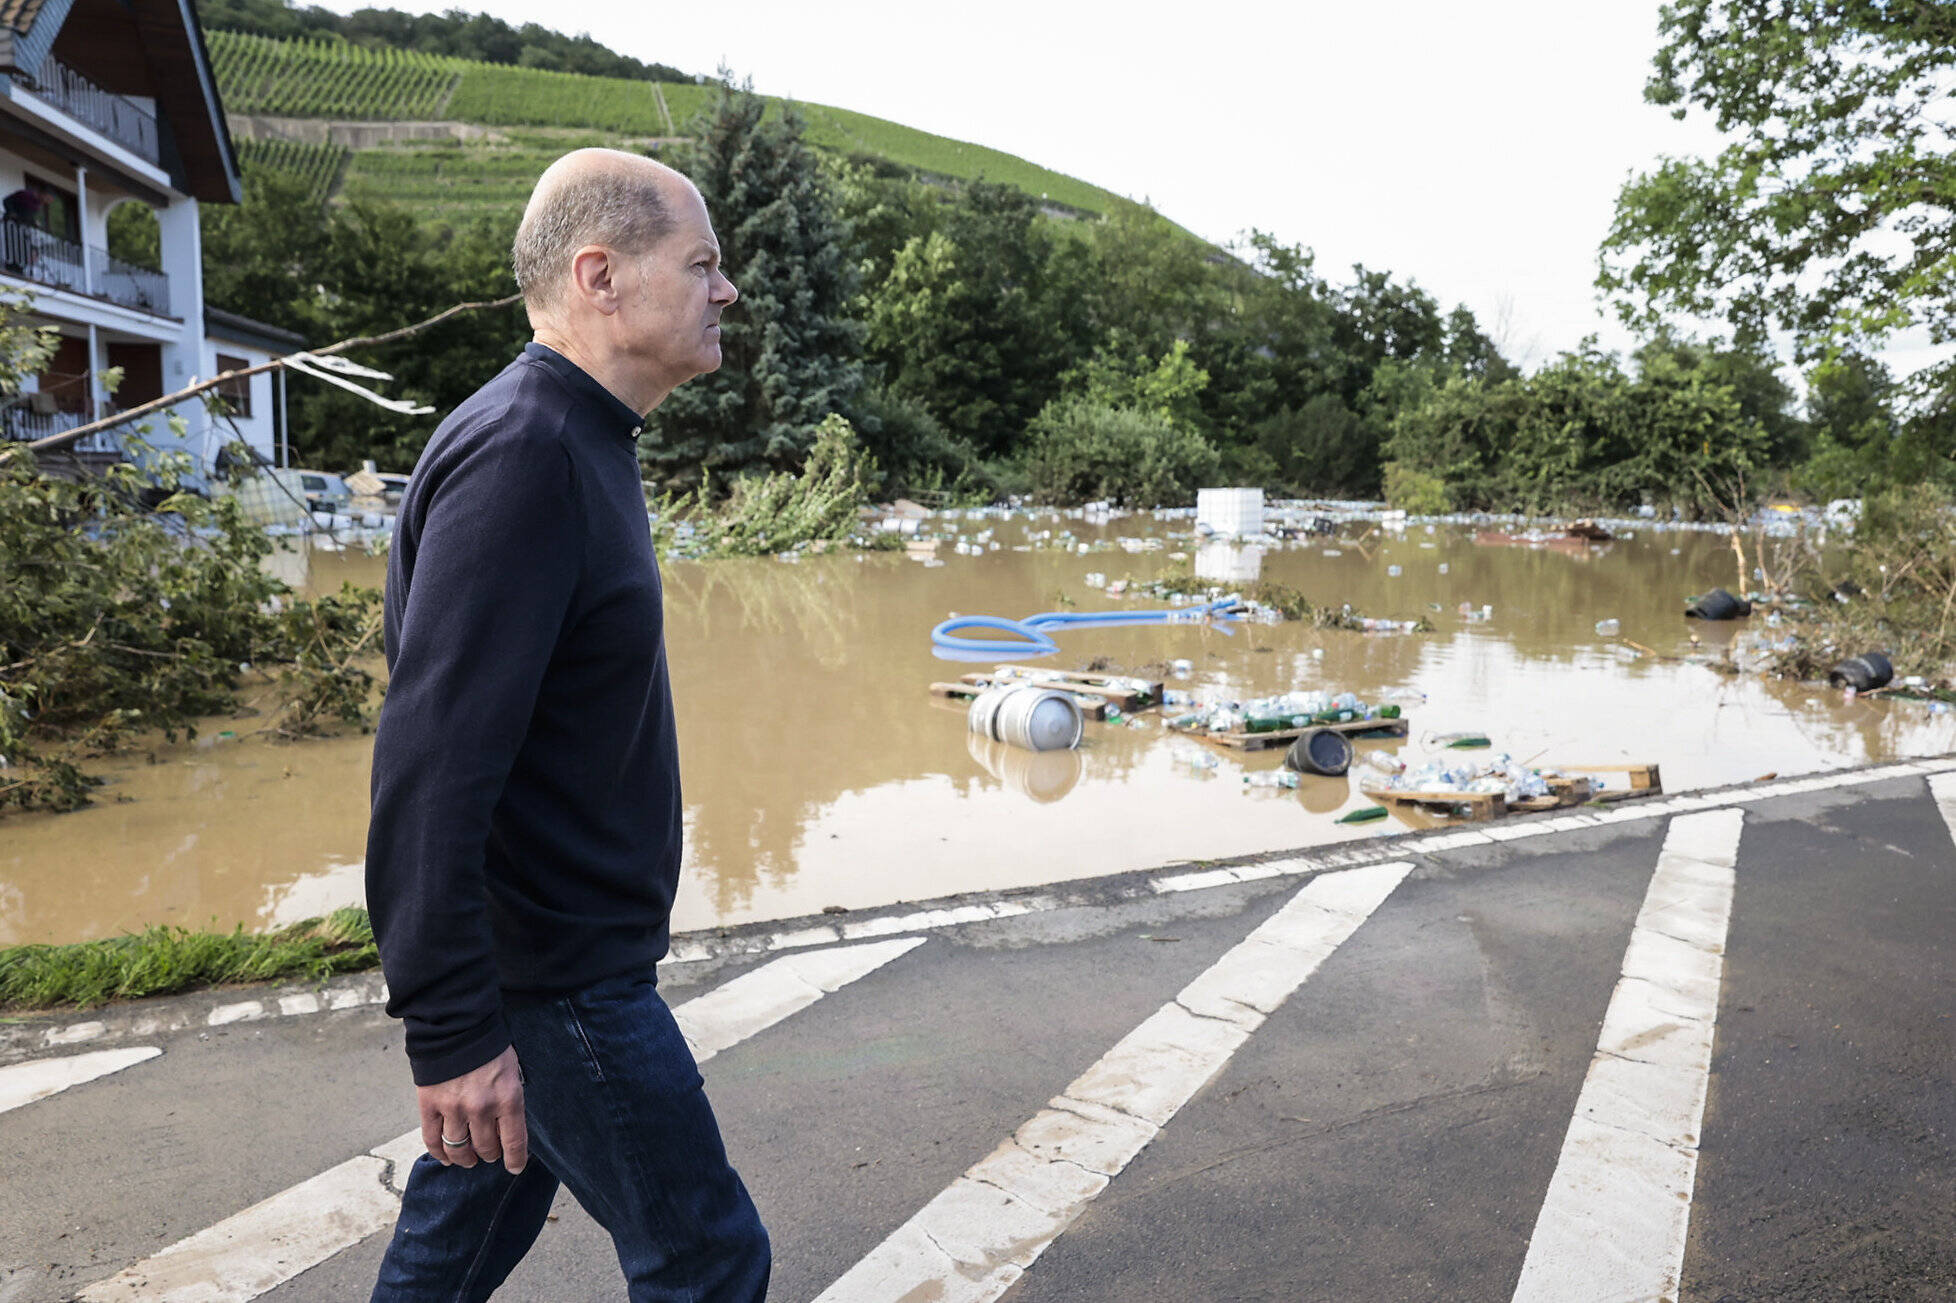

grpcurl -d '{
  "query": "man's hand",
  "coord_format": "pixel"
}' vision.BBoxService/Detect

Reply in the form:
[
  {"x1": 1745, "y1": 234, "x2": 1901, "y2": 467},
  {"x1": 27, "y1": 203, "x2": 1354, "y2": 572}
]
[{"x1": 418, "y1": 1046, "x2": 527, "y2": 1174}]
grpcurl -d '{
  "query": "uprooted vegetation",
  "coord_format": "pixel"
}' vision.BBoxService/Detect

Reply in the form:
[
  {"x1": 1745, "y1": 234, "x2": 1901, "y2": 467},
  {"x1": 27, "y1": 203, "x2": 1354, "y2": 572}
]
[
  {"x1": 1141, "y1": 567, "x2": 1435, "y2": 632},
  {"x1": 1755, "y1": 485, "x2": 1956, "y2": 686},
  {"x1": 0, "y1": 443, "x2": 384, "y2": 814},
  {"x1": 648, "y1": 414, "x2": 897, "y2": 559}
]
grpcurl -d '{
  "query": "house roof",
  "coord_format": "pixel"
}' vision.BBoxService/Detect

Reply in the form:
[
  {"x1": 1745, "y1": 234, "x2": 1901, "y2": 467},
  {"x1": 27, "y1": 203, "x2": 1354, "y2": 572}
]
[
  {"x1": 205, "y1": 306, "x2": 306, "y2": 354},
  {"x1": 4, "y1": 0, "x2": 242, "y2": 203}
]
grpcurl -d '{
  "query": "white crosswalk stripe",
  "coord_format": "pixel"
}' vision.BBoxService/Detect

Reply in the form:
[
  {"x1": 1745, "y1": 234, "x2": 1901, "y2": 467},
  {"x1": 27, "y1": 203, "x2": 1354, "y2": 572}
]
[
  {"x1": 0, "y1": 1046, "x2": 161, "y2": 1116},
  {"x1": 1927, "y1": 771, "x2": 1956, "y2": 847},
  {"x1": 25, "y1": 766, "x2": 1954, "y2": 1302},
  {"x1": 811, "y1": 861, "x2": 1414, "y2": 1303},
  {"x1": 1510, "y1": 809, "x2": 1744, "y2": 1303},
  {"x1": 73, "y1": 936, "x2": 926, "y2": 1303}
]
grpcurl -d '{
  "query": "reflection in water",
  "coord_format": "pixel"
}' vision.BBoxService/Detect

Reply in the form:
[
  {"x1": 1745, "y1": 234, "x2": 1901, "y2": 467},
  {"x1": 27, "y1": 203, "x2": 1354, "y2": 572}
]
[
  {"x1": 1295, "y1": 767, "x2": 1353, "y2": 815},
  {"x1": 263, "y1": 858, "x2": 367, "y2": 929},
  {"x1": 4, "y1": 521, "x2": 1953, "y2": 946},
  {"x1": 1196, "y1": 541, "x2": 1263, "y2": 584},
  {"x1": 966, "y1": 733, "x2": 1084, "y2": 803}
]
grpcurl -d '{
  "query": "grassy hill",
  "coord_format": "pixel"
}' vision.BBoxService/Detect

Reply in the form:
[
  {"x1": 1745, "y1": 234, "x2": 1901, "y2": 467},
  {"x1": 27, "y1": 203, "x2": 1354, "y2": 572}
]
[{"x1": 209, "y1": 31, "x2": 1126, "y2": 221}]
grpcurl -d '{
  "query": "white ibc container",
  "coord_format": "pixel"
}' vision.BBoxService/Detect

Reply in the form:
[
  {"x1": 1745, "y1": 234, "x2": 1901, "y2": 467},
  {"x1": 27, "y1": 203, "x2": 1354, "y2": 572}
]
[{"x1": 1195, "y1": 487, "x2": 1265, "y2": 537}]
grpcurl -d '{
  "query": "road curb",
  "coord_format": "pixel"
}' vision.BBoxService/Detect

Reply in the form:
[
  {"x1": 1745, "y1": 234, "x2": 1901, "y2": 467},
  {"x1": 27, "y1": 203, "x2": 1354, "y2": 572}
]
[{"x1": 5, "y1": 755, "x2": 1948, "y2": 1066}]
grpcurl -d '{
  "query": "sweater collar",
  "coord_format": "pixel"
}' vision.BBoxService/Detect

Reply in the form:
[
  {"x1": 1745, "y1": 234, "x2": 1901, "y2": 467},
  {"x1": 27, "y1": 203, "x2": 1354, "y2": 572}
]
[{"x1": 522, "y1": 342, "x2": 645, "y2": 440}]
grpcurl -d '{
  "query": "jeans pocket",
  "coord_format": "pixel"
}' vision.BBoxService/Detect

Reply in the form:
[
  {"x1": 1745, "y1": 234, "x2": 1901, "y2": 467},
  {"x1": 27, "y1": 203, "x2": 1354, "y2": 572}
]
[{"x1": 559, "y1": 998, "x2": 607, "y2": 1084}]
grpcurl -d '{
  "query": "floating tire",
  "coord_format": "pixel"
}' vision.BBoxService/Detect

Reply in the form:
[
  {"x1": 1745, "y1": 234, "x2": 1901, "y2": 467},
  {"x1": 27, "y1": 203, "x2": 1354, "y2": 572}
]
[
  {"x1": 1284, "y1": 727, "x2": 1354, "y2": 777},
  {"x1": 1828, "y1": 651, "x2": 1894, "y2": 691}
]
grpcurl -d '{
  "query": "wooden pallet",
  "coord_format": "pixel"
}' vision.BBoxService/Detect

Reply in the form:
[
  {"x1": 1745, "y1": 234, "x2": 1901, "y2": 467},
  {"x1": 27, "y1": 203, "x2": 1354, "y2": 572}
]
[
  {"x1": 1361, "y1": 785, "x2": 1510, "y2": 820},
  {"x1": 1360, "y1": 764, "x2": 1662, "y2": 821},
  {"x1": 1552, "y1": 763, "x2": 1662, "y2": 799},
  {"x1": 928, "y1": 681, "x2": 1110, "y2": 721},
  {"x1": 1170, "y1": 715, "x2": 1411, "y2": 751},
  {"x1": 962, "y1": 667, "x2": 1163, "y2": 712},
  {"x1": 1358, "y1": 780, "x2": 1588, "y2": 821}
]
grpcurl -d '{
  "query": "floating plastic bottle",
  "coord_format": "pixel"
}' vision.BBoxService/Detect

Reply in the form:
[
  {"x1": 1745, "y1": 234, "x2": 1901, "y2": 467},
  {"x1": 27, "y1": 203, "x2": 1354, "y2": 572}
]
[{"x1": 1594, "y1": 618, "x2": 1621, "y2": 636}]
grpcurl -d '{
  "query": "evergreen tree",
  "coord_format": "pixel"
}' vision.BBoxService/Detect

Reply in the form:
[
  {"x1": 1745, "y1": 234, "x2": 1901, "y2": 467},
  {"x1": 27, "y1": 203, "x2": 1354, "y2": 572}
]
[{"x1": 641, "y1": 84, "x2": 865, "y2": 490}]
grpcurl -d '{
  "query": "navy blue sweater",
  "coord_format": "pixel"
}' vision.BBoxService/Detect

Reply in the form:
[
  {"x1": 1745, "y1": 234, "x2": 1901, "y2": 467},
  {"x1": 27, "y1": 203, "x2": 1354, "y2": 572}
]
[{"x1": 366, "y1": 343, "x2": 681, "y2": 1086}]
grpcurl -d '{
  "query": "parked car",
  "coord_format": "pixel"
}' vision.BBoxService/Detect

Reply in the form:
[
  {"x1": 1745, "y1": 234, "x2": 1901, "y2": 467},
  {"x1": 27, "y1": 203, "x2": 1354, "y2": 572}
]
[
  {"x1": 271, "y1": 467, "x2": 353, "y2": 514},
  {"x1": 345, "y1": 460, "x2": 411, "y2": 506}
]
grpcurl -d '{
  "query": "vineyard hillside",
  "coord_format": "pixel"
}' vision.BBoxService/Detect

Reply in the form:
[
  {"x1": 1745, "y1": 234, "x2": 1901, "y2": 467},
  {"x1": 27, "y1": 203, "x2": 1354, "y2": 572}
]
[{"x1": 210, "y1": 31, "x2": 1125, "y2": 220}]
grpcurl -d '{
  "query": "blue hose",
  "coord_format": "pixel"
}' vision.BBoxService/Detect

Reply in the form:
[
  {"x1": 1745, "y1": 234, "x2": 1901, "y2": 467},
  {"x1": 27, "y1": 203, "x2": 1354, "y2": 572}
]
[{"x1": 931, "y1": 596, "x2": 1244, "y2": 656}]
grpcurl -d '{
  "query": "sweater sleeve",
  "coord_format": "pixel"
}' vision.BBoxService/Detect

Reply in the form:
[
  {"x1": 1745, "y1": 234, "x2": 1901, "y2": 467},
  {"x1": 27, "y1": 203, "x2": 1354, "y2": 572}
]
[{"x1": 366, "y1": 423, "x2": 582, "y2": 1086}]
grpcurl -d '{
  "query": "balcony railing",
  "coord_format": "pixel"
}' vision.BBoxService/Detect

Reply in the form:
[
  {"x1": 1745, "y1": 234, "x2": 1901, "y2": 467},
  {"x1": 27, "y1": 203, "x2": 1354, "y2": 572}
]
[
  {"x1": 0, "y1": 218, "x2": 172, "y2": 316},
  {"x1": 22, "y1": 56, "x2": 159, "y2": 164},
  {"x1": 1, "y1": 403, "x2": 122, "y2": 454}
]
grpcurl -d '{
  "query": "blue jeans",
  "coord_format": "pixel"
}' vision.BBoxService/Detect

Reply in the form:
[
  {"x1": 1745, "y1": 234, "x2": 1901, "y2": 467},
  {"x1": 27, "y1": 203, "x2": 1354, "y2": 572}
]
[{"x1": 370, "y1": 971, "x2": 771, "y2": 1302}]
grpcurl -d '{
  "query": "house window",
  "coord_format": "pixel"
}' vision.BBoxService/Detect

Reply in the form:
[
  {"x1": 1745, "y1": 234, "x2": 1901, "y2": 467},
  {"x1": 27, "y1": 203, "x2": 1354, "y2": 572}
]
[{"x1": 213, "y1": 353, "x2": 252, "y2": 417}]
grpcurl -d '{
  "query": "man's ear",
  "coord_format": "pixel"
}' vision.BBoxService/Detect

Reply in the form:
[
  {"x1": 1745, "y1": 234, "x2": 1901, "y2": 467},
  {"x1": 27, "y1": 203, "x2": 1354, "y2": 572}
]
[{"x1": 568, "y1": 246, "x2": 620, "y2": 316}]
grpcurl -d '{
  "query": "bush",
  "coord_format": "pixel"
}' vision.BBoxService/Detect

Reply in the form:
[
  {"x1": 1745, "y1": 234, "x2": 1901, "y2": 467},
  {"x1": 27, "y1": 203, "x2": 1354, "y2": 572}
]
[
  {"x1": 852, "y1": 385, "x2": 989, "y2": 501},
  {"x1": 1024, "y1": 397, "x2": 1219, "y2": 508},
  {"x1": 1244, "y1": 395, "x2": 1379, "y2": 496},
  {"x1": 1382, "y1": 461, "x2": 1450, "y2": 514}
]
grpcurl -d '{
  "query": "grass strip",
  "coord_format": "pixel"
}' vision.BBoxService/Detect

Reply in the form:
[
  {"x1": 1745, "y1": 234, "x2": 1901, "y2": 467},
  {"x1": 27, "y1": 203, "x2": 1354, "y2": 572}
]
[{"x1": 0, "y1": 909, "x2": 379, "y2": 1012}]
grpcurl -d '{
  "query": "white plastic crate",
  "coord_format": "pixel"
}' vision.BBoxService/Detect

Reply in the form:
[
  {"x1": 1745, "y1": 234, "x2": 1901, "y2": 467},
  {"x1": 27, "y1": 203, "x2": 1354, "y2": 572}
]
[{"x1": 1195, "y1": 487, "x2": 1264, "y2": 537}]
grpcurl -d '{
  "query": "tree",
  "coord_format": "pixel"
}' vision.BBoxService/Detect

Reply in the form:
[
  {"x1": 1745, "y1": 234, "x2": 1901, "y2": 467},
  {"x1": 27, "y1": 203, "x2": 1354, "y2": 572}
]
[
  {"x1": 1335, "y1": 266, "x2": 1447, "y2": 392},
  {"x1": 1633, "y1": 331, "x2": 1805, "y2": 465},
  {"x1": 1382, "y1": 342, "x2": 1771, "y2": 514},
  {"x1": 642, "y1": 84, "x2": 865, "y2": 489},
  {"x1": 1809, "y1": 352, "x2": 1899, "y2": 451},
  {"x1": 1083, "y1": 202, "x2": 1227, "y2": 356},
  {"x1": 1247, "y1": 394, "x2": 1377, "y2": 497},
  {"x1": 200, "y1": 171, "x2": 527, "y2": 470},
  {"x1": 1601, "y1": 1, "x2": 1956, "y2": 391},
  {"x1": 829, "y1": 158, "x2": 943, "y2": 297},
  {"x1": 1188, "y1": 232, "x2": 1338, "y2": 451},
  {"x1": 865, "y1": 182, "x2": 1087, "y2": 459}
]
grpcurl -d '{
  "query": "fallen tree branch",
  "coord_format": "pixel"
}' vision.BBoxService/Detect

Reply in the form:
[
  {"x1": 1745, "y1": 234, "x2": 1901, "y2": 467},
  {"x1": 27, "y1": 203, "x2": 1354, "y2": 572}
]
[{"x1": 25, "y1": 292, "x2": 524, "y2": 455}]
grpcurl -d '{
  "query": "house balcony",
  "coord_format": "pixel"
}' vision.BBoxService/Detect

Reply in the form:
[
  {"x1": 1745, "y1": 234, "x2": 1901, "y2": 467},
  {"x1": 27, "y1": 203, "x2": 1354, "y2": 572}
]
[
  {"x1": 20, "y1": 56, "x2": 160, "y2": 166},
  {"x1": 0, "y1": 217, "x2": 171, "y2": 317},
  {"x1": 1, "y1": 401, "x2": 121, "y2": 454}
]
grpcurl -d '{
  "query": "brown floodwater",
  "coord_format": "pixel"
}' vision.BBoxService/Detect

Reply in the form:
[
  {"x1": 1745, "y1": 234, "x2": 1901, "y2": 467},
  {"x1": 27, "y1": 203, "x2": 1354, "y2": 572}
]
[{"x1": 4, "y1": 514, "x2": 1950, "y2": 948}]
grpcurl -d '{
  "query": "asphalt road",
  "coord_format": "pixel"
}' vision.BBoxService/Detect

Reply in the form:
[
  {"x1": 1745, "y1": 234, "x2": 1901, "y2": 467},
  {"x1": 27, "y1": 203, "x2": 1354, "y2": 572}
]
[{"x1": 2, "y1": 762, "x2": 1952, "y2": 1302}]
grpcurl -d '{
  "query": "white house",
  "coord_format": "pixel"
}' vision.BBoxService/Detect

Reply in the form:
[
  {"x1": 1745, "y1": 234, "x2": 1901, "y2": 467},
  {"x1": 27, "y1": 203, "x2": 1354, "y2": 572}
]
[
  {"x1": 0, "y1": 0, "x2": 300, "y2": 477},
  {"x1": 204, "y1": 305, "x2": 302, "y2": 468}
]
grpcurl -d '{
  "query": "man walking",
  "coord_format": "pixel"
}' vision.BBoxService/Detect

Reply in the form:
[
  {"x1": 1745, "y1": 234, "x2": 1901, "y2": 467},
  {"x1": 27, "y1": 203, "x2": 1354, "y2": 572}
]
[{"x1": 364, "y1": 149, "x2": 766, "y2": 1301}]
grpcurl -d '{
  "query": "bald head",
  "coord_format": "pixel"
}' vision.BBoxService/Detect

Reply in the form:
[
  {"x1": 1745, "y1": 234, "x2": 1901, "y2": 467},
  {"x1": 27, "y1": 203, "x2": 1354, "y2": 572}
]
[{"x1": 512, "y1": 149, "x2": 692, "y2": 316}]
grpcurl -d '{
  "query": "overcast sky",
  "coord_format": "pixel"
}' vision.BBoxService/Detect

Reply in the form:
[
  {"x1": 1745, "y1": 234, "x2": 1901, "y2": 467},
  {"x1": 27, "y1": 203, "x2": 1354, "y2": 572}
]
[{"x1": 315, "y1": 0, "x2": 1737, "y2": 368}]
